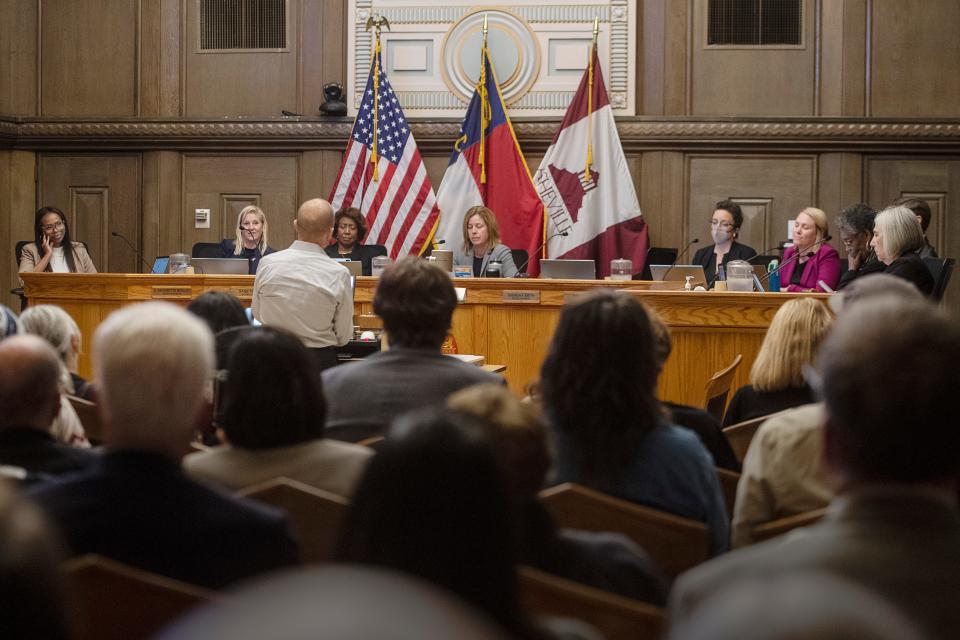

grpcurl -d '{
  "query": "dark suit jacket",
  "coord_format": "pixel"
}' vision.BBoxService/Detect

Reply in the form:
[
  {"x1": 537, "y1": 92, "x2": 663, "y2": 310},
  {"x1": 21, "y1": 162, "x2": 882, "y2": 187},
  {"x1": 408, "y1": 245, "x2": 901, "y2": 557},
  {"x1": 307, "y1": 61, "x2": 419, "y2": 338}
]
[
  {"x1": 885, "y1": 251, "x2": 935, "y2": 296},
  {"x1": 323, "y1": 243, "x2": 387, "y2": 276},
  {"x1": 29, "y1": 450, "x2": 298, "y2": 589},
  {"x1": 0, "y1": 427, "x2": 99, "y2": 484},
  {"x1": 691, "y1": 242, "x2": 757, "y2": 285},
  {"x1": 670, "y1": 490, "x2": 960, "y2": 640},
  {"x1": 665, "y1": 402, "x2": 740, "y2": 471},
  {"x1": 837, "y1": 253, "x2": 886, "y2": 290},
  {"x1": 218, "y1": 239, "x2": 276, "y2": 275}
]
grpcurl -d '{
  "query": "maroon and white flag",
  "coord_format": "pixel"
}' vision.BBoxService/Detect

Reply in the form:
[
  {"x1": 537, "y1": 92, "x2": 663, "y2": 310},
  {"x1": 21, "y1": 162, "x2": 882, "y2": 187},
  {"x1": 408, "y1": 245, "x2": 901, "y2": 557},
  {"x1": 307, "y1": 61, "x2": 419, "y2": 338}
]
[{"x1": 534, "y1": 45, "x2": 648, "y2": 278}]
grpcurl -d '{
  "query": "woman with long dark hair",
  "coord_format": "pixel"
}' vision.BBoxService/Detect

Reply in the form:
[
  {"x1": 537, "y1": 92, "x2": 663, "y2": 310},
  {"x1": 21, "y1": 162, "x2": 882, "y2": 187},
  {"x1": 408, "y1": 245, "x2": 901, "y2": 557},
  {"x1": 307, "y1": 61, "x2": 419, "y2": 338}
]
[
  {"x1": 20, "y1": 207, "x2": 97, "y2": 274},
  {"x1": 540, "y1": 290, "x2": 729, "y2": 555}
]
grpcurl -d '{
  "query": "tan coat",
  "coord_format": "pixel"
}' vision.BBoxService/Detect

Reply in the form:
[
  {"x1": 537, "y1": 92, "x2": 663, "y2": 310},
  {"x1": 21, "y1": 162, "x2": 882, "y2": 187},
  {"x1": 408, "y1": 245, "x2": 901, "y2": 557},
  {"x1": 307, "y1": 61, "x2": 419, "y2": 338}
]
[{"x1": 19, "y1": 241, "x2": 98, "y2": 274}]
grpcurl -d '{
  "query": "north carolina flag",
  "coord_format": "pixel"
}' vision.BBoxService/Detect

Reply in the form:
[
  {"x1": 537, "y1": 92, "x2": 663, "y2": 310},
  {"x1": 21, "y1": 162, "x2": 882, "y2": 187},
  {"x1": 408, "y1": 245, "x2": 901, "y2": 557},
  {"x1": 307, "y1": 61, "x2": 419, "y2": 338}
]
[
  {"x1": 534, "y1": 44, "x2": 648, "y2": 278},
  {"x1": 329, "y1": 43, "x2": 439, "y2": 258},
  {"x1": 433, "y1": 46, "x2": 545, "y2": 275}
]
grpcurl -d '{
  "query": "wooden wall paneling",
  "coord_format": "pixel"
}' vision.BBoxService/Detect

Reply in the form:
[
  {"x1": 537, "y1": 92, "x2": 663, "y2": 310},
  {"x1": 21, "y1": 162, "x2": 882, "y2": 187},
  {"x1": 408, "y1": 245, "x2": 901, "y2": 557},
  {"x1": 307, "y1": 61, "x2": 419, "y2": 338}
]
[
  {"x1": 817, "y1": 153, "x2": 864, "y2": 224},
  {"x1": 687, "y1": 156, "x2": 818, "y2": 255},
  {"x1": 640, "y1": 0, "x2": 665, "y2": 114},
  {"x1": 870, "y1": 0, "x2": 960, "y2": 117},
  {"x1": 0, "y1": 0, "x2": 38, "y2": 115},
  {"x1": 819, "y1": 0, "x2": 868, "y2": 116},
  {"x1": 141, "y1": 0, "x2": 182, "y2": 117},
  {"x1": 183, "y1": 0, "x2": 300, "y2": 117},
  {"x1": 640, "y1": 151, "x2": 686, "y2": 250},
  {"x1": 300, "y1": 0, "x2": 347, "y2": 116},
  {"x1": 39, "y1": 0, "x2": 139, "y2": 116},
  {"x1": 160, "y1": 0, "x2": 183, "y2": 116},
  {"x1": 0, "y1": 152, "x2": 11, "y2": 308},
  {"x1": 664, "y1": 0, "x2": 689, "y2": 115},
  {"x1": 38, "y1": 155, "x2": 142, "y2": 274},
  {"x1": 180, "y1": 154, "x2": 300, "y2": 255},
  {"x1": 689, "y1": 0, "x2": 817, "y2": 116}
]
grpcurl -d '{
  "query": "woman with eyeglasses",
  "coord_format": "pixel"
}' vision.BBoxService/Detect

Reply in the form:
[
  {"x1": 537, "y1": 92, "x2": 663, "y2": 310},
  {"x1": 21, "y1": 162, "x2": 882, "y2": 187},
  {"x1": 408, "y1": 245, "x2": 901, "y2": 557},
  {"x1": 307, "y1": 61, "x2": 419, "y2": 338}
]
[
  {"x1": 692, "y1": 200, "x2": 757, "y2": 286},
  {"x1": 20, "y1": 207, "x2": 97, "y2": 274},
  {"x1": 219, "y1": 205, "x2": 275, "y2": 275}
]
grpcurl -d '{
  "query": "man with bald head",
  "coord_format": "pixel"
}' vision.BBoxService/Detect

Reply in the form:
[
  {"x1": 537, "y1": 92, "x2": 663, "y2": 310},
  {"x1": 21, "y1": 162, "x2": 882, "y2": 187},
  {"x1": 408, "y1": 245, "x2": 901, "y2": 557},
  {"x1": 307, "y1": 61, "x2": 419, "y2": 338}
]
[
  {"x1": 253, "y1": 198, "x2": 353, "y2": 370},
  {"x1": 0, "y1": 335, "x2": 97, "y2": 483}
]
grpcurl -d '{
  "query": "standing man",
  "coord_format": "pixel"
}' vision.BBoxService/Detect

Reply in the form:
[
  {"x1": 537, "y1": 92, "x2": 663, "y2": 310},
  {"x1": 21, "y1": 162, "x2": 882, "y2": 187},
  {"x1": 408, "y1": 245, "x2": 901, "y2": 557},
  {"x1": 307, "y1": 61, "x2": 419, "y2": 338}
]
[{"x1": 253, "y1": 198, "x2": 353, "y2": 370}]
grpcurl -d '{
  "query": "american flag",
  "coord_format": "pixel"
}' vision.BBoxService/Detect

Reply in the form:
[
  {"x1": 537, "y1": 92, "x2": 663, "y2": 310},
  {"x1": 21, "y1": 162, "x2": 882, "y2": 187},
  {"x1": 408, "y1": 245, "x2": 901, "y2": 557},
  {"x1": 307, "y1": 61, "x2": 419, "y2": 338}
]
[{"x1": 328, "y1": 49, "x2": 439, "y2": 258}]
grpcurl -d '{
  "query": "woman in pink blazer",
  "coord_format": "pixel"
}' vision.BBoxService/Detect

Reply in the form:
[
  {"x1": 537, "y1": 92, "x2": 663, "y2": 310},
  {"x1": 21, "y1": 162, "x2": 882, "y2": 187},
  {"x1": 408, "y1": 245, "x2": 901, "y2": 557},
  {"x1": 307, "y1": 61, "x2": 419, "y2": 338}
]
[{"x1": 779, "y1": 207, "x2": 842, "y2": 292}]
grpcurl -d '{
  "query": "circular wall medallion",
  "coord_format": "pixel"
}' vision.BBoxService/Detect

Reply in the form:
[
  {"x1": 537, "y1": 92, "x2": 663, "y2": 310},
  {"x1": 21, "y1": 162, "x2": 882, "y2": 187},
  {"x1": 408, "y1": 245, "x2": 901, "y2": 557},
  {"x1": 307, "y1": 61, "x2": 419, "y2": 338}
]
[{"x1": 440, "y1": 8, "x2": 541, "y2": 106}]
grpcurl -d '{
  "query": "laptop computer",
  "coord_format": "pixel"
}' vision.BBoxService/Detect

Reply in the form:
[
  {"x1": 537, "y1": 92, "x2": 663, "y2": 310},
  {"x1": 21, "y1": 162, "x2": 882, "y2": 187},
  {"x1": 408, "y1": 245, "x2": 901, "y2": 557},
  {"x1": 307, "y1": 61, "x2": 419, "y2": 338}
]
[
  {"x1": 539, "y1": 259, "x2": 597, "y2": 280},
  {"x1": 638, "y1": 248, "x2": 679, "y2": 280},
  {"x1": 190, "y1": 257, "x2": 249, "y2": 275},
  {"x1": 649, "y1": 264, "x2": 708, "y2": 288},
  {"x1": 335, "y1": 259, "x2": 363, "y2": 277},
  {"x1": 151, "y1": 257, "x2": 169, "y2": 274}
]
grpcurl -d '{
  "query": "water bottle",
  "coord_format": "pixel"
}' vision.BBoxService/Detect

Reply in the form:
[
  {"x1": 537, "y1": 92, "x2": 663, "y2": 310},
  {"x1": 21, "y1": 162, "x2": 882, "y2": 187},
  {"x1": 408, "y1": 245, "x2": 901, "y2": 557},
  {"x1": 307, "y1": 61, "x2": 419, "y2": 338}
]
[{"x1": 768, "y1": 259, "x2": 780, "y2": 292}]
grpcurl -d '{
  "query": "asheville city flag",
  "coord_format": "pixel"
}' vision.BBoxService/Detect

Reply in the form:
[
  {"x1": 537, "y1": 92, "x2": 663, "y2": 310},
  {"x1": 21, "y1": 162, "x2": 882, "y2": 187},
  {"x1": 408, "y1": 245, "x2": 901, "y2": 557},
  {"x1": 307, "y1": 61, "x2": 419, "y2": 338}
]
[
  {"x1": 534, "y1": 44, "x2": 648, "y2": 278},
  {"x1": 433, "y1": 44, "x2": 545, "y2": 275},
  {"x1": 329, "y1": 40, "x2": 439, "y2": 258}
]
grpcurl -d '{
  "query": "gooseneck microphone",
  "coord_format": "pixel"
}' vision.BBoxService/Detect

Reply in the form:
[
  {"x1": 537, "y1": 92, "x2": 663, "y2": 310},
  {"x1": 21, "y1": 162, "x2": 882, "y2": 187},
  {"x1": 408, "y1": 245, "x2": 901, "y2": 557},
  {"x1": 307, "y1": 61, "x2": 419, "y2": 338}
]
[
  {"x1": 661, "y1": 238, "x2": 700, "y2": 280},
  {"x1": 111, "y1": 231, "x2": 153, "y2": 272},
  {"x1": 760, "y1": 235, "x2": 832, "y2": 285},
  {"x1": 747, "y1": 241, "x2": 790, "y2": 264},
  {"x1": 516, "y1": 230, "x2": 569, "y2": 276}
]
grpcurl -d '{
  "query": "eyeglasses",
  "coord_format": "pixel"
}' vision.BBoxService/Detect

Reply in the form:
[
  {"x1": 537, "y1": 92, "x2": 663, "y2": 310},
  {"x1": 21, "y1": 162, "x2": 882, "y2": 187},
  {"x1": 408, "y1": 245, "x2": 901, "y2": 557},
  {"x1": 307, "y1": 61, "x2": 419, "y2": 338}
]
[
  {"x1": 41, "y1": 221, "x2": 65, "y2": 233},
  {"x1": 709, "y1": 220, "x2": 734, "y2": 230}
]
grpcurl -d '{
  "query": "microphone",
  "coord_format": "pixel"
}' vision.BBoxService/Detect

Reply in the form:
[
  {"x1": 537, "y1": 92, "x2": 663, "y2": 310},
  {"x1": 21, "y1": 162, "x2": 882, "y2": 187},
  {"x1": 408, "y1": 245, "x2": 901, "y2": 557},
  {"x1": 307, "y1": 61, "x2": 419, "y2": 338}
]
[
  {"x1": 661, "y1": 238, "x2": 700, "y2": 280},
  {"x1": 760, "y1": 235, "x2": 832, "y2": 285},
  {"x1": 516, "y1": 231, "x2": 569, "y2": 276},
  {"x1": 422, "y1": 238, "x2": 445, "y2": 257},
  {"x1": 111, "y1": 231, "x2": 153, "y2": 273},
  {"x1": 747, "y1": 241, "x2": 790, "y2": 264}
]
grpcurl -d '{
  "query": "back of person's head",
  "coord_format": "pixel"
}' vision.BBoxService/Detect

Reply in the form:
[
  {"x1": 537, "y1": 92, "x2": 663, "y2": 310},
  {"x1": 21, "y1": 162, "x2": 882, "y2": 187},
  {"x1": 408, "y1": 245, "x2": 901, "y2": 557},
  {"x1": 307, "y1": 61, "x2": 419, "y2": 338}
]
[
  {"x1": 829, "y1": 272, "x2": 924, "y2": 314},
  {"x1": 295, "y1": 198, "x2": 334, "y2": 244},
  {"x1": 93, "y1": 302, "x2": 214, "y2": 452},
  {"x1": 836, "y1": 202, "x2": 876, "y2": 235},
  {"x1": 750, "y1": 298, "x2": 832, "y2": 392},
  {"x1": 0, "y1": 481, "x2": 69, "y2": 639},
  {"x1": 714, "y1": 199, "x2": 744, "y2": 229},
  {"x1": 540, "y1": 290, "x2": 663, "y2": 484},
  {"x1": 186, "y1": 291, "x2": 249, "y2": 335},
  {"x1": 335, "y1": 407, "x2": 524, "y2": 635},
  {"x1": 373, "y1": 257, "x2": 457, "y2": 349},
  {"x1": 647, "y1": 308, "x2": 673, "y2": 369},
  {"x1": 448, "y1": 384, "x2": 550, "y2": 498},
  {"x1": 891, "y1": 196, "x2": 932, "y2": 233},
  {"x1": 1, "y1": 305, "x2": 21, "y2": 340},
  {"x1": 818, "y1": 296, "x2": 960, "y2": 485},
  {"x1": 19, "y1": 305, "x2": 81, "y2": 364},
  {"x1": 873, "y1": 205, "x2": 925, "y2": 259},
  {"x1": 217, "y1": 327, "x2": 325, "y2": 449},
  {"x1": 0, "y1": 335, "x2": 62, "y2": 431}
]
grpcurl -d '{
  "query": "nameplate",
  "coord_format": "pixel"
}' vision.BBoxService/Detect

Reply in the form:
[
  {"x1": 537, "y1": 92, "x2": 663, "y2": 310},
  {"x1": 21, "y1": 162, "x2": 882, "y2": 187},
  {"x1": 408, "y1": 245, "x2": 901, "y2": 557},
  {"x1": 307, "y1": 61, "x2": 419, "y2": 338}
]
[
  {"x1": 151, "y1": 286, "x2": 192, "y2": 298},
  {"x1": 563, "y1": 292, "x2": 589, "y2": 305},
  {"x1": 501, "y1": 290, "x2": 541, "y2": 303},
  {"x1": 230, "y1": 286, "x2": 253, "y2": 299}
]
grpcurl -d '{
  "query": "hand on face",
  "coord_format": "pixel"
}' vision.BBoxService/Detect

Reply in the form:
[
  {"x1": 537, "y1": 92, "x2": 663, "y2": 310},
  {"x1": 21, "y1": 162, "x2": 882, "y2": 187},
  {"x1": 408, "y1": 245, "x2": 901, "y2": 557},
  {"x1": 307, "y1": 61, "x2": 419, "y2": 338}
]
[
  {"x1": 840, "y1": 228, "x2": 869, "y2": 267},
  {"x1": 40, "y1": 213, "x2": 65, "y2": 251}
]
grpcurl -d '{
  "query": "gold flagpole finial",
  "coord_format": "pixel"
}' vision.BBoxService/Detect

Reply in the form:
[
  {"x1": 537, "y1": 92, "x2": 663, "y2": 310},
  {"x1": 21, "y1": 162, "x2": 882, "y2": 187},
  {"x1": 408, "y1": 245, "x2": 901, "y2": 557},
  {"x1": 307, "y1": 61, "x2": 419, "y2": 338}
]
[
  {"x1": 365, "y1": 14, "x2": 391, "y2": 181},
  {"x1": 482, "y1": 13, "x2": 489, "y2": 41},
  {"x1": 592, "y1": 16, "x2": 600, "y2": 43},
  {"x1": 365, "y1": 14, "x2": 391, "y2": 39}
]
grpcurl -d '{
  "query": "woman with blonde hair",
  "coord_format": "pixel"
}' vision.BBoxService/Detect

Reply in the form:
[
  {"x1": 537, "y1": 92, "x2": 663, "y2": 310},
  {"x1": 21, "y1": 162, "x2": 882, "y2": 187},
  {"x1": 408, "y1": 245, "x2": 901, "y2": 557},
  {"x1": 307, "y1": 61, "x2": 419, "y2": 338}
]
[
  {"x1": 452, "y1": 206, "x2": 519, "y2": 277},
  {"x1": 723, "y1": 297, "x2": 832, "y2": 427},
  {"x1": 779, "y1": 207, "x2": 842, "y2": 292},
  {"x1": 219, "y1": 205, "x2": 275, "y2": 274},
  {"x1": 871, "y1": 205, "x2": 935, "y2": 295}
]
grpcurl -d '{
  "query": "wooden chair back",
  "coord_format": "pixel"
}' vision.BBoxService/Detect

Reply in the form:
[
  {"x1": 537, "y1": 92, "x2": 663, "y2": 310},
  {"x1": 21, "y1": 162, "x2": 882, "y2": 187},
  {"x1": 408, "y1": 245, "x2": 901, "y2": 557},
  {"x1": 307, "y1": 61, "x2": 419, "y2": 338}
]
[
  {"x1": 752, "y1": 507, "x2": 828, "y2": 542},
  {"x1": 716, "y1": 467, "x2": 740, "y2": 517},
  {"x1": 539, "y1": 483, "x2": 709, "y2": 578},
  {"x1": 62, "y1": 554, "x2": 216, "y2": 640},
  {"x1": 517, "y1": 566, "x2": 665, "y2": 640},
  {"x1": 702, "y1": 354, "x2": 743, "y2": 421},
  {"x1": 722, "y1": 413, "x2": 771, "y2": 463},
  {"x1": 236, "y1": 477, "x2": 348, "y2": 563},
  {"x1": 190, "y1": 242, "x2": 222, "y2": 258},
  {"x1": 66, "y1": 394, "x2": 104, "y2": 444}
]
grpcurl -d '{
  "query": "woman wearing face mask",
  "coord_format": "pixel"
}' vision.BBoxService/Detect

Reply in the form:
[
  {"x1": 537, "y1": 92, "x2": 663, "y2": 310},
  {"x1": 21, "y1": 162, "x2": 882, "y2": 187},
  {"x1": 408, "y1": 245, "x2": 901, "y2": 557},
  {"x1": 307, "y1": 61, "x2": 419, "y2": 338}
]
[
  {"x1": 219, "y1": 205, "x2": 275, "y2": 275},
  {"x1": 779, "y1": 207, "x2": 842, "y2": 293},
  {"x1": 692, "y1": 200, "x2": 757, "y2": 286},
  {"x1": 20, "y1": 207, "x2": 97, "y2": 275}
]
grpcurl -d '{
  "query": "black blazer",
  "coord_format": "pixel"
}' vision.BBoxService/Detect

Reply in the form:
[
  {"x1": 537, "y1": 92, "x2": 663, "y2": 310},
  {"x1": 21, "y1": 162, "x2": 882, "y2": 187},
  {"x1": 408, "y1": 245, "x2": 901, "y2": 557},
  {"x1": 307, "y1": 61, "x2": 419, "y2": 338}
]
[
  {"x1": 29, "y1": 450, "x2": 298, "y2": 589},
  {"x1": 692, "y1": 241, "x2": 757, "y2": 285},
  {"x1": 885, "y1": 251, "x2": 935, "y2": 296},
  {"x1": 0, "y1": 427, "x2": 99, "y2": 484},
  {"x1": 323, "y1": 243, "x2": 388, "y2": 276}
]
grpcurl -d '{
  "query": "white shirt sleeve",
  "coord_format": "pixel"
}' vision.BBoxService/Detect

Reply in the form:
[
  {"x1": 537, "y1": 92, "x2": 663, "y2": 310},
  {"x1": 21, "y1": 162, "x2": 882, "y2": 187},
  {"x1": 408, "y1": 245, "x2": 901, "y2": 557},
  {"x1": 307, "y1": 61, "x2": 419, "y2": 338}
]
[{"x1": 333, "y1": 271, "x2": 354, "y2": 346}]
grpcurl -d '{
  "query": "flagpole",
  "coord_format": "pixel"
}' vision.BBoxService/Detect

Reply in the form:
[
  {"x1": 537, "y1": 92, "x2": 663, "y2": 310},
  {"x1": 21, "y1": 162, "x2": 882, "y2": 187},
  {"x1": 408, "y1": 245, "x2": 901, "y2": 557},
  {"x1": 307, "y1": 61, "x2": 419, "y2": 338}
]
[
  {"x1": 585, "y1": 16, "x2": 599, "y2": 183},
  {"x1": 479, "y1": 14, "x2": 490, "y2": 184},
  {"x1": 365, "y1": 15, "x2": 391, "y2": 181}
]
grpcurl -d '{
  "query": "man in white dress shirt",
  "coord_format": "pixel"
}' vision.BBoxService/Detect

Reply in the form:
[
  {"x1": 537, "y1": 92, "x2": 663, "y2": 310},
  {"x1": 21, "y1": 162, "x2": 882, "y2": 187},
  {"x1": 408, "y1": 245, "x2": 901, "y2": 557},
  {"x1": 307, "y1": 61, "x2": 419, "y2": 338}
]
[{"x1": 253, "y1": 198, "x2": 353, "y2": 370}]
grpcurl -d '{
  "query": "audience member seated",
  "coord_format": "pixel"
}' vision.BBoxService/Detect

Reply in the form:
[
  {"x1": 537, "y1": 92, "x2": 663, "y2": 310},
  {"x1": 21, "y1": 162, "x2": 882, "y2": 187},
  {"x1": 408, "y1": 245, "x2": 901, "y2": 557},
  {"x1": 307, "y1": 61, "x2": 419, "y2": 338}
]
[
  {"x1": 836, "y1": 202, "x2": 884, "y2": 291},
  {"x1": 670, "y1": 295, "x2": 960, "y2": 640},
  {"x1": 322, "y1": 257, "x2": 501, "y2": 441},
  {"x1": 448, "y1": 383, "x2": 669, "y2": 605},
  {"x1": 19, "y1": 206, "x2": 97, "y2": 276},
  {"x1": 219, "y1": 205, "x2": 276, "y2": 274},
  {"x1": 647, "y1": 311, "x2": 739, "y2": 470},
  {"x1": 334, "y1": 407, "x2": 549, "y2": 640},
  {"x1": 19, "y1": 304, "x2": 94, "y2": 401},
  {"x1": 892, "y1": 196, "x2": 938, "y2": 258},
  {"x1": 184, "y1": 326, "x2": 372, "y2": 497},
  {"x1": 540, "y1": 290, "x2": 729, "y2": 555},
  {"x1": 732, "y1": 274, "x2": 928, "y2": 549},
  {"x1": 29, "y1": 302, "x2": 298, "y2": 589},
  {"x1": 779, "y1": 207, "x2": 841, "y2": 292},
  {"x1": 871, "y1": 205, "x2": 935, "y2": 295},
  {"x1": 0, "y1": 481, "x2": 70, "y2": 639},
  {"x1": 323, "y1": 207, "x2": 385, "y2": 276},
  {"x1": 691, "y1": 199, "x2": 757, "y2": 286},
  {"x1": 452, "y1": 206, "x2": 520, "y2": 277},
  {"x1": 186, "y1": 290, "x2": 250, "y2": 336},
  {"x1": 0, "y1": 335, "x2": 98, "y2": 484},
  {"x1": 2, "y1": 304, "x2": 19, "y2": 338},
  {"x1": 723, "y1": 298, "x2": 831, "y2": 427}
]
